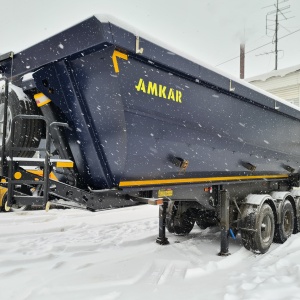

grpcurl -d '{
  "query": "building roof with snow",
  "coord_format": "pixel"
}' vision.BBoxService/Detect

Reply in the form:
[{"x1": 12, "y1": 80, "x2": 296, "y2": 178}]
[
  {"x1": 246, "y1": 65, "x2": 300, "y2": 106},
  {"x1": 246, "y1": 64, "x2": 300, "y2": 82}
]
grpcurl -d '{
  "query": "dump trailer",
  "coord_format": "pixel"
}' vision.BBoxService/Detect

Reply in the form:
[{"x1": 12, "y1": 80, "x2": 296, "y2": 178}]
[{"x1": 0, "y1": 16, "x2": 300, "y2": 254}]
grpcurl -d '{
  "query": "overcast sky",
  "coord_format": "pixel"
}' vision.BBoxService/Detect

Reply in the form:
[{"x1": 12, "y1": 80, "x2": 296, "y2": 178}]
[{"x1": 1, "y1": 0, "x2": 300, "y2": 78}]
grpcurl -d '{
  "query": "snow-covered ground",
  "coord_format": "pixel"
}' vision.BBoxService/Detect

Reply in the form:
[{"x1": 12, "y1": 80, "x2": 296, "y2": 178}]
[{"x1": 0, "y1": 206, "x2": 300, "y2": 300}]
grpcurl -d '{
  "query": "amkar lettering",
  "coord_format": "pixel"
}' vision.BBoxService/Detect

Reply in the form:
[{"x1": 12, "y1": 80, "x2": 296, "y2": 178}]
[{"x1": 135, "y1": 78, "x2": 182, "y2": 103}]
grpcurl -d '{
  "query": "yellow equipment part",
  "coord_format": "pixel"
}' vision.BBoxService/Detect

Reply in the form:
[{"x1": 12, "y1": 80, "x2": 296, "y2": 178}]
[
  {"x1": 0, "y1": 186, "x2": 7, "y2": 208},
  {"x1": 26, "y1": 170, "x2": 58, "y2": 181}
]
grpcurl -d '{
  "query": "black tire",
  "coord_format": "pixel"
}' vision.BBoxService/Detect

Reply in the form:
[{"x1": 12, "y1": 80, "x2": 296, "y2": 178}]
[
  {"x1": 274, "y1": 200, "x2": 294, "y2": 243},
  {"x1": 242, "y1": 203, "x2": 275, "y2": 254},
  {"x1": 241, "y1": 231, "x2": 252, "y2": 251},
  {"x1": 254, "y1": 203, "x2": 275, "y2": 253},
  {"x1": 0, "y1": 88, "x2": 42, "y2": 157},
  {"x1": 196, "y1": 219, "x2": 211, "y2": 230},
  {"x1": 294, "y1": 216, "x2": 300, "y2": 234},
  {"x1": 241, "y1": 211, "x2": 256, "y2": 251},
  {"x1": 173, "y1": 210, "x2": 195, "y2": 235},
  {"x1": 166, "y1": 202, "x2": 195, "y2": 235},
  {"x1": 0, "y1": 89, "x2": 26, "y2": 156},
  {"x1": 196, "y1": 211, "x2": 218, "y2": 229}
]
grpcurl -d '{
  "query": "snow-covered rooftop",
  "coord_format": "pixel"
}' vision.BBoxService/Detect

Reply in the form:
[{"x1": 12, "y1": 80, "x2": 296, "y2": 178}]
[{"x1": 246, "y1": 64, "x2": 300, "y2": 82}]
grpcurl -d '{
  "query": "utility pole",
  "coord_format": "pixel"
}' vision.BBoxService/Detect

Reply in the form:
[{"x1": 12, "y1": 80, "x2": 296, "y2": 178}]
[
  {"x1": 240, "y1": 43, "x2": 245, "y2": 79},
  {"x1": 261, "y1": 0, "x2": 293, "y2": 70},
  {"x1": 275, "y1": 0, "x2": 279, "y2": 70}
]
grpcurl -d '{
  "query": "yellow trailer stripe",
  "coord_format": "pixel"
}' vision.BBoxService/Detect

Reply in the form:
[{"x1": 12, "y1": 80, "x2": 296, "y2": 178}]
[{"x1": 119, "y1": 174, "x2": 289, "y2": 187}]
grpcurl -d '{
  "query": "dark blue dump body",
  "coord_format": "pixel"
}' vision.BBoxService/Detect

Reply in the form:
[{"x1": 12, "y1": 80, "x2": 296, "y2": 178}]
[{"x1": 3, "y1": 16, "x2": 300, "y2": 190}]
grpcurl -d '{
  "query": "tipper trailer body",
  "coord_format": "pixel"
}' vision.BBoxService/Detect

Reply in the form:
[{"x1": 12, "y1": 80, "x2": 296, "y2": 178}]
[{"x1": 0, "y1": 16, "x2": 300, "y2": 254}]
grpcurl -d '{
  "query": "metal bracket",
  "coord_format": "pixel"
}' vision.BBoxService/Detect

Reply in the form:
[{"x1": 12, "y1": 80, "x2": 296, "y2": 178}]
[
  {"x1": 229, "y1": 80, "x2": 235, "y2": 92},
  {"x1": 128, "y1": 195, "x2": 164, "y2": 205},
  {"x1": 0, "y1": 51, "x2": 14, "y2": 63},
  {"x1": 170, "y1": 156, "x2": 189, "y2": 174},
  {"x1": 136, "y1": 36, "x2": 144, "y2": 54}
]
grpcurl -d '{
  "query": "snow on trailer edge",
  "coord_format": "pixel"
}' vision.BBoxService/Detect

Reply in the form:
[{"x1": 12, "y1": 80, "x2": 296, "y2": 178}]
[{"x1": 95, "y1": 14, "x2": 300, "y2": 114}]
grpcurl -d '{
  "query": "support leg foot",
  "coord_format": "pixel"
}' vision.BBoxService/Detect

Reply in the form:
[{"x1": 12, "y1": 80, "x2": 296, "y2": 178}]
[{"x1": 156, "y1": 237, "x2": 169, "y2": 245}]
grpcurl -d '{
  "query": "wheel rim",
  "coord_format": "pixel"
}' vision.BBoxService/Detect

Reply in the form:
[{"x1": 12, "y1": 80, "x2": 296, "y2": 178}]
[
  {"x1": 283, "y1": 210, "x2": 293, "y2": 235},
  {"x1": 261, "y1": 214, "x2": 272, "y2": 243}
]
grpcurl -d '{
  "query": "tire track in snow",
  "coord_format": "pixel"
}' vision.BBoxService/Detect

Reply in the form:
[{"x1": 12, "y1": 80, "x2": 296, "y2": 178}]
[{"x1": 139, "y1": 260, "x2": 189, "y2": 285}]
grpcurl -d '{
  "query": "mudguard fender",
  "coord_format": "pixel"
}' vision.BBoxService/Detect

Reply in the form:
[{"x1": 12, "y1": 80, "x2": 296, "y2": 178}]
[
  {"x1": 240, "y1": 194, "x2": 276, "y2": 231},
  {"x1": 270, "y1": 191, "x2": 296, "y2": 222}
]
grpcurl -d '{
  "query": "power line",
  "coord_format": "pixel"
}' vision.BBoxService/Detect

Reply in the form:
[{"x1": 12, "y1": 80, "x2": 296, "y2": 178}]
[{"x1": 215, "y1": 27, "x2": 300, "y2": 67}]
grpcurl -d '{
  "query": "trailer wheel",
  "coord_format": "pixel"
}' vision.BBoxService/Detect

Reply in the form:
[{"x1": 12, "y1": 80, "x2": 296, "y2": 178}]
[
  {"x1": 274, "y1": 200, "x2": 294, "y2": 243},
  {"x1": 196, "y1": 211, "x2": 217, "y2": 229},
  {"x1": 0, "y1": 88, "x2": 42, "y2": 157},
  {"x1": 242, "y1": 203, "x2": 275, "y2": 254},
  {"x1": 166, "y1": 202, "x2": 195, "y2": 235},
  {"x1": 172, "y1": 210, "x2": 195, "y2": 235},
  {"x1": 196, "y1": 219, "x2": 211, "y2": 230}
]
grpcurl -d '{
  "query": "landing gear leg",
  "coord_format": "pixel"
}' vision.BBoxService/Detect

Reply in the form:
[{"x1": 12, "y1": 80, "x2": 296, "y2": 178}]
[
  {"x1": 218, "y1": 190, "x2": 230, "y2": 256},
  {"x1": 156, "y1": 201, "x2": 170, "y2": 245}
]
